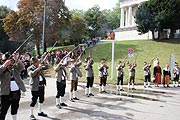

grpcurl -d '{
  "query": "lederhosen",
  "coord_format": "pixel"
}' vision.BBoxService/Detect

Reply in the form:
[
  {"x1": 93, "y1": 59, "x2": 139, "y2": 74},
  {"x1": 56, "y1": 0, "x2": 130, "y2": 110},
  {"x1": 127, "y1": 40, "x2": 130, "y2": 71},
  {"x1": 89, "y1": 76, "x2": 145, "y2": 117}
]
[
  {"x1": 85, "y1": 65, "x2": 94, "y2": 88},
  {"x1": 174, "y1": 67, "x2": 179, "y2": 82},
  {"x1": 1, "y1": 68, "x2": 21, "y2": 120},
  {"x1": 144, "y1": 65, "x2": 151, "y2": 82},
  {"x1": 129, "y1": 67, "x2": 135, "y2": 83},
  {"x1": 117, "y1": 65, "x2": 124, "y2": 85},
  {"x1": 56, "y1": 68, "x2": 66, "y2": 98},
  {"x1": 99, "y1": 66, "x2": 108, "y2": 86}
]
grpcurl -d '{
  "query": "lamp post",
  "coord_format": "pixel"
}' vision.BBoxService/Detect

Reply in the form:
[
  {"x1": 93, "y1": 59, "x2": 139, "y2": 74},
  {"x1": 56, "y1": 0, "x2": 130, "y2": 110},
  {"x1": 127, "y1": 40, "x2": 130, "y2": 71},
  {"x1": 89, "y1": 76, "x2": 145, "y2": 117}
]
[{"x1": 42, "y1": 0, "x2": 47, "y2": 54}]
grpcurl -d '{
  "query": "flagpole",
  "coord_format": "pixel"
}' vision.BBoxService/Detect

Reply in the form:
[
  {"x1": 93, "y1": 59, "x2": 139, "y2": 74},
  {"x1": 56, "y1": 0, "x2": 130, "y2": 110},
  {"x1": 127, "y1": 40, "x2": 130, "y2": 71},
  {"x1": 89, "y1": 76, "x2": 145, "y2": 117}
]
[{"x1": 111, "y1": 40, "x2": 115, "y2": 81}]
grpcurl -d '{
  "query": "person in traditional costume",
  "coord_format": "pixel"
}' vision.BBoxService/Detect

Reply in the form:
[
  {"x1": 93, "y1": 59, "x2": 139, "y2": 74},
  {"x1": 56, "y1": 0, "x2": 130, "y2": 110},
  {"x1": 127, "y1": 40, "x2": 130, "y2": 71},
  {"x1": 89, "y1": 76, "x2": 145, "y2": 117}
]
[
  {"x1": 143, "y1": 62, "x2": 151, "y2": 88},
  {"x1": 27, "y1": 57, "x2": 47, "y2": 120},
  {"x1": 128, "y1": 61, "x2": 137, "y2": 90},
  {"x1": 173, "y1": 62, "x2": 180, "y2": 87},
  {"x1": 153, "y1": 62, "x2": 162, "y2": 87},
  {"x1": 163, "y1": 64, "x2": 171, "y2": 87},
  {"x1": 54, "y1": 58, "x2": 68, "y2": 109},
  {"x1": 84, "y1": 56, "x2": 94, "y2": 97},
  {"x1": 0, "y1": 52, "x2": 26, "y2": 120},
  {"x1": 116, "y1": 61, "x2": 125, "y2": 91},
  {"x1": 98, "y1": 58, "x2": 109, "y2": 93},
  {"x1": 68, "y1": 58, "x2": 82, "y2": 102}
]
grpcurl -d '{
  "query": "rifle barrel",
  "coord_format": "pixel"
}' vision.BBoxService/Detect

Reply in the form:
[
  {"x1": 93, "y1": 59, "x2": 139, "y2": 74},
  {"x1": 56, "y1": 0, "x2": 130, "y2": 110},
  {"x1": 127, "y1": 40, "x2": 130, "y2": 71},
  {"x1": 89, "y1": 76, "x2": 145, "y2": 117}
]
[
  {"x1": 48, "y1": 41, "x2": 57, "y2": 53},
  {"x1": 59, "y1": 45, "x2": 80, "y2": 64},
  {"x1": 14, "y1": 34, "x2": 34, "y2": 53},
  {"x1": 42, "y1": 41, "x2": 58, "y2": 63}
]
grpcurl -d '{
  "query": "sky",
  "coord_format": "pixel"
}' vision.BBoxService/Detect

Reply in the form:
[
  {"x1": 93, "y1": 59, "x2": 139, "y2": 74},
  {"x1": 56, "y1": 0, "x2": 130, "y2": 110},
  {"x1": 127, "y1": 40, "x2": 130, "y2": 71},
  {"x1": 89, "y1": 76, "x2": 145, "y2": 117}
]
[{"x1": 0, "y1": 0, "x2": 119, "y2": 11}]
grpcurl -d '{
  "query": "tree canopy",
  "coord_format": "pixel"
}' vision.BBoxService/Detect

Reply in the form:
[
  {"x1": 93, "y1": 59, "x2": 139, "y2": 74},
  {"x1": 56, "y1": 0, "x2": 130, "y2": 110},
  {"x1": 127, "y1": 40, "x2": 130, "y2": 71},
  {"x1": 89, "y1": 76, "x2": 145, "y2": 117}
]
[
  {"x1": 1, "y1": 1, "x2": 120, "y2": 53},
  {"x1": 3, "y1": 0, "x2": 70, "y2": 55},
  {"x1": 135, "y1": 0, "x2": 180, "y2": 39}
]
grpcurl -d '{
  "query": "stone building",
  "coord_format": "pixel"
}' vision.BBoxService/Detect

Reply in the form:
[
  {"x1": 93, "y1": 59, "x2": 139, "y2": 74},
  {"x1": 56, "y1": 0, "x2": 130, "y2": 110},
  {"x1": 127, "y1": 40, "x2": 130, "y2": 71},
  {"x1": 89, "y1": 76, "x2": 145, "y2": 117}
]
[{"x1": 115, "y1": 0, "x2": 180, "y2": 40}]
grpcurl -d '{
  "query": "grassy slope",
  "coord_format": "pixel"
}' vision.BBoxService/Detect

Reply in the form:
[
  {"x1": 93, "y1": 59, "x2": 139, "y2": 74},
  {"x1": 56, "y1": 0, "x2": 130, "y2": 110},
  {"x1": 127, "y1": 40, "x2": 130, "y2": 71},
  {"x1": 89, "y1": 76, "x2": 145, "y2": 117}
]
[{"x1": 78, "y1": 39, "x2": 180, "y2": 85}]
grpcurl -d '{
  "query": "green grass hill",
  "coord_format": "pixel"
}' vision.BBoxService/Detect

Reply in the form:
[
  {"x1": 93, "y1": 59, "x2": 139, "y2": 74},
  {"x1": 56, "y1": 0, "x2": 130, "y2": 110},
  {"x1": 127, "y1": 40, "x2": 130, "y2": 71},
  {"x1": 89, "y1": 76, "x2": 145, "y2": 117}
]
[
  {"x1": 78, "y1": 39, "x2": 180, "y2": 85},
  {"x1": 47, "y1": 39, "x2": 180, "y2": 85}
]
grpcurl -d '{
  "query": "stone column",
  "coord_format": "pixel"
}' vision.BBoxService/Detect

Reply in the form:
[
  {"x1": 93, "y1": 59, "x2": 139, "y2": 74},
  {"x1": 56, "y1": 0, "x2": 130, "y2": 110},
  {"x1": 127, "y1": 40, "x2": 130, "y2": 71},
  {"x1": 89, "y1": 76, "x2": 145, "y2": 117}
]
[
  {"x1": 125, "y1": 9, "x2": 128, "y2": 27},
  {"x1": 128, "y1": 6, "x2": 132, "y2": 27},
  {"x1": 120, "y1": 8, "x2": 124, "y2": 28}
]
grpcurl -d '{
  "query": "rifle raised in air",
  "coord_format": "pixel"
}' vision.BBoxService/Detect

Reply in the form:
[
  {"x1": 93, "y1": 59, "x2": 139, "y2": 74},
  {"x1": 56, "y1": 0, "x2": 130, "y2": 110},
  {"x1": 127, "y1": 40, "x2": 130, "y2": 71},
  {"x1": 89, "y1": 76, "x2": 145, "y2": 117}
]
[
  {"x1": 14, "y1": 34, "x2": 34, "y2": 54},
  {"x1": 42, "y1": 41, "x2": 58, "y2": 63}
]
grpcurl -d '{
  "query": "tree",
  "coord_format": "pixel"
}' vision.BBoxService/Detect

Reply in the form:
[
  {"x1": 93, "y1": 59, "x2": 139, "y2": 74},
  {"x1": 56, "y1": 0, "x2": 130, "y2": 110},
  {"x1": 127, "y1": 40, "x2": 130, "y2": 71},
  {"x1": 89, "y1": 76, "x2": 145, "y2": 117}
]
[
  {"x1": 69, "y1": 15, "x2": 86, "y2": 44},
  {"x1": 135, "y1": 1, "x2": 158, "y2": 40},
  {"x1": 84, "y1": 5, "x2": 106, "y2": 38},
  {"x1": 152, "y1": 0, "x2": 180, "y2": 39},
  {"x1": 102, "y1": 2, "x2": 120, "y2": 30},
  {"x1": 135, "y1": 0, "x2": 180, "y2": 40},
  {"x1": 3, "y1": 0, "x2": 70, "y2": 55},
  {"x1": 0, "y1": 6, "x2": 11, "y2": 52}
]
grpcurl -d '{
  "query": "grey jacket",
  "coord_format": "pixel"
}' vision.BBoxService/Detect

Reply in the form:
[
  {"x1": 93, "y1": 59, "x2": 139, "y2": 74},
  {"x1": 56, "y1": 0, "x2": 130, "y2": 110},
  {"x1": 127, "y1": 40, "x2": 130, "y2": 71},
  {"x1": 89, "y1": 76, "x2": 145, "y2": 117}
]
[
  {"x1": 54, "y1": 63, "x2": 67, "y2": 83},
  {"x1": 69, "y1": 61, "x2": 82, "y2": 80},
  {"x1": 27, "y1": 65, "x2": 46, "y2": 91},
  {"x1": 84, "y1": 64, "x2": 94, "y2": 77},
  {"x1": 0, "y1": 60, "x2": 26, "y2": 95},
  {"x1": 98, "y1": 64, "x2": 109, "y2": 77},
  {"x1": 116, "y1": 63, "x2": 125, "y2": 77}
]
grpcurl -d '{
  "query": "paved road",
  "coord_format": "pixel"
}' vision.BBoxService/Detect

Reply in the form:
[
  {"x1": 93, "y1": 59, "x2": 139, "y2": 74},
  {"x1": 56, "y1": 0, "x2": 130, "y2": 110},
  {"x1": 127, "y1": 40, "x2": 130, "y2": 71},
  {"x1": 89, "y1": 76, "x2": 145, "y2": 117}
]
[{"x1": 6, "y1": 77, "x2": 180, "y2": 120}]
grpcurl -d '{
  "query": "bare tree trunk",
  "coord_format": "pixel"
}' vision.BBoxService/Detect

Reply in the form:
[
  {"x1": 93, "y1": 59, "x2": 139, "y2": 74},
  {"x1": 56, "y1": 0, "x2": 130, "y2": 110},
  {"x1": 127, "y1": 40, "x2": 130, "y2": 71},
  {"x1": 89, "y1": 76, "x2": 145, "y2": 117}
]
[
  {"x1": 169, "y1": 28, "x2": 175, "y2": 39},
  {"x1": 151, "y1": 30, "x2": 155, "y2": 40},
  {"x1": 158, "y1": 30, "x2": 163, "y2": 40}
]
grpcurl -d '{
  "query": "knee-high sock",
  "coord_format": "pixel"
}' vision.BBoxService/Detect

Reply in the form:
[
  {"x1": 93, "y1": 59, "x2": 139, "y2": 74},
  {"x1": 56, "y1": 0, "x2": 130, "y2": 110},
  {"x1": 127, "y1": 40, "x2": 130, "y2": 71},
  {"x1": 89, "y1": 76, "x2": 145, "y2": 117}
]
[
  {"x1": 73, "y1": 91, "x2": 76, "y2": 98},
  {"x1": 38, "y1": 103, "x2": 42, "y2": 113},
  {"x1": 119, "y1": 85, "x2": 122, "y2": 89},
  {"x1": 116, "y1": 85, "x2": 119, "y2": 90},
  {"x1": 173, "y1": 81, "x2": 176, "y2": 86},
  {"x1": 132, "y1": 83, "x2": 135, "y2": 88},
  {"x1": 148, "y1": 82, "x2": 150, "y2": 86},
  {"x1": 85, "y1": 88, "x2": 89, "y2": 95},
  {"x1": 176, "y1": 81, "x2": 179, "y2": 86},
  {"x1": 12, "y1": 114, "x2": 17, "y2": 120},
  {"x1": 60, "y1": 96, "x2": 62, "y2": 103},
  {"x1": 102, "y1": 86, "x2": 105, "y2": 91},
  {"x1": 56, "y1": 98, "x2": 60, "y2": 105},
  {"x1": 89, "y1": 87, "x2": 92, "y2": 94},
  {"x1": 30, "y1": 107, "x2": 34, "y2": 115},
  {"x1": 144, "y1": 82, "x2": 146, "y2": 86},
  {"x1": 69, "y1": 92, "x2": 72, "y2": 99},
  {"x1": 99, "y1": 86, "x2": 102, "y2": 92},
  {"x1": 128, "y1": 83, "x2": 130, "y2": 88}
]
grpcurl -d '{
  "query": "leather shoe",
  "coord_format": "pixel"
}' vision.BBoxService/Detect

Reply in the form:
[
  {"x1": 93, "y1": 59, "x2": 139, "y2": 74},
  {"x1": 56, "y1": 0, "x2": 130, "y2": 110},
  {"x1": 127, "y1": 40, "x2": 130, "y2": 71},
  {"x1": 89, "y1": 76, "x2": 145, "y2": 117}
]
[
  {"x1": 102, "y1": 90, "x2": 107, "y2": 93},
  {"x1": 30, "y1": 115, "x2": 36, "y2": 120},
  {"x1": 56, "y1": 104, "x2": 62, "y2": 109},
  {"x1": 119, "y1": 89, "x2": 124, "y2": 91},
  {"x1": 38, "y1": 112, "x2": 47, "y2": 117},
  {"x1": 70, "y1": 98, "x2": 75, "y2": 102},
  {"x1": 85, "y1": 94, "x2": 90, "y2": 97},
  {"x1": 132, "y1": 88, "x2": 136, "y2": 90},
  {"x1": 60, "y1": 103, "x2": 68, "y2": 106},
  {"x1": 73, "y1": 97, "x2": 79, "y2": 100},
  {"x1": 89, "y1": 93, "x2": 94, "y2": 96}
]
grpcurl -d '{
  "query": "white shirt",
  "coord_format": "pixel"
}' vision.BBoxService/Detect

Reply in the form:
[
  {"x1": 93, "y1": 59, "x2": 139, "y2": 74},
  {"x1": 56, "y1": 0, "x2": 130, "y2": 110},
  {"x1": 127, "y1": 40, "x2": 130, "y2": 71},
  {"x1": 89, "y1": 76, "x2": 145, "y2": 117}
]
[{"x1": 10, "y1": 81, "x2": 19, "y2": 91}]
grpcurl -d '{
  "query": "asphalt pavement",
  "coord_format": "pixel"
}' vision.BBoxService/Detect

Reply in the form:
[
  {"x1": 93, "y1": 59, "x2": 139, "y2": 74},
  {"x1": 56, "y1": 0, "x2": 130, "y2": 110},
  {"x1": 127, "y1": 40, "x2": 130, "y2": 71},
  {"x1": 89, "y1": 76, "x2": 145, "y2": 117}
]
[{"x1": 6, "y1": 77, "x2": 180, "y2": 120}]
